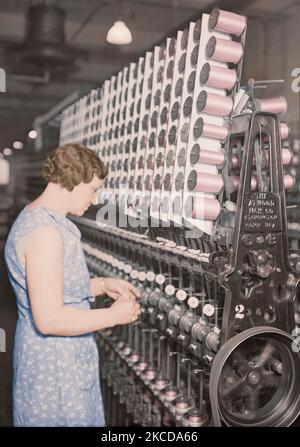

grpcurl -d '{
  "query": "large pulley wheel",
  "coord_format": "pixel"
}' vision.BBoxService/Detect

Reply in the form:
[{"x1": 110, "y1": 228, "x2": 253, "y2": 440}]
[{"x1": 209, "y1": 327, "x2": 300, "y2": 427}]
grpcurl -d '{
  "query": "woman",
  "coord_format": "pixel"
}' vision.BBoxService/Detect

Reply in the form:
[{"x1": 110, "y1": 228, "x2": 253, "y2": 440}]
[{"x1": 4, "y1": 143, "x2": 141, "y2": 427}]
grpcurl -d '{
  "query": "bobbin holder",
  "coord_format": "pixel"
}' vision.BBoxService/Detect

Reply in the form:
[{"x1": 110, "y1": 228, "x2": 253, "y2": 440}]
[{"x1": 218, "y1": 112, "x2": 299, "y2": 344}]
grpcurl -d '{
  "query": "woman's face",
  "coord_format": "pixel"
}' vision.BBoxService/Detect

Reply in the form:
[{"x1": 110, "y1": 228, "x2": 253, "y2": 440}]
[{"x1": 69, "y1": 174, "x2": 103, "y2": 216}]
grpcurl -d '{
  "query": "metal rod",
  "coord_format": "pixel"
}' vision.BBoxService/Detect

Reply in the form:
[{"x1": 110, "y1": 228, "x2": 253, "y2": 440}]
[
  {"x1": 176, "y1": 352, "x2": 181, "y2": 389},
  {"x1": 134, "y1": 323, "x2": 139, "y2": 351},
  {"x1": 142, "y1": 328, "x2": 149, "y2": 358},
  {"x1": 199, "y1": 370, "x2": 203, "y2": 413},
  {"x1": 149, "y1": 330, "x2": 154, "y2": 364},
  {"x1": 187, "y1": 361, "x2": 191, "y2": 399},
  {"x1": 157, "y1": 336, "x2": 161, "y2": 371},
  {"x1": 128, "y1": 324, "x2": 133, "y2": 347},
  {"x1": 253, "y1": 79, "x2": 284, "y2": 84},
  {"x1": 166, "y1": 344, "x2": 170, "y2": 378}
]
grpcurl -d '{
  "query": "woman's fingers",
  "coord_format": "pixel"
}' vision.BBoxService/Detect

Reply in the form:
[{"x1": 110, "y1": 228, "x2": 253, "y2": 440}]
[
  {"x1": 126, "y1": 283, "x2": 141, "y2": 298},
  {"x1": 116, "y1": 284, "x2": 139, "y2": 301},
  {"x1": 127, "y1": 291, "x2": 138, "y2": 301},
  {"x1": 113, "y1": 285, "x2": 129, "y2": 300},
  {"x1": 122, "y1": 285, "x2": 140, "y2": 300},
  {"x1": 107, "y1": 278, "x2": 141, "y2": 301},
  {"x1": 134, "y1": 303, "x2": 139, "y2": 311},
  {"x1": 110, "y1": 291, "x2": 121, "y2": 301}
]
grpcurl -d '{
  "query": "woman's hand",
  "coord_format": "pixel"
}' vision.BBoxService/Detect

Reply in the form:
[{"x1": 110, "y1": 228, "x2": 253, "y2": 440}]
[
  {"x1": 109, "y1": 299, "x2": 141, "y2": 325},
  {"x1": 102, "y1": 277, "x2": 140, "y2": 301}
]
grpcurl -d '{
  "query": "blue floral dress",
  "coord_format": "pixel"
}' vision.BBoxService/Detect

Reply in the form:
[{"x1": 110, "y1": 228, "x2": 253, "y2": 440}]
[{"x1": 4, "y1": 205, "x2": 105, "y2": 427}]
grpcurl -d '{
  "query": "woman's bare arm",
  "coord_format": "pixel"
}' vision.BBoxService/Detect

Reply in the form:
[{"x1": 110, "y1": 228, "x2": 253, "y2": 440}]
[
  {"x1": 90, "y1": 277, "x2": 105, "y2": 297},
  {"x1": 24, "y1": 226, "x2": 135, "y2": 336}
]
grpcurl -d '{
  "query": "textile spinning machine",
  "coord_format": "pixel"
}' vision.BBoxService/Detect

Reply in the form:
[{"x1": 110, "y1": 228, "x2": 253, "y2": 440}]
[{"x1": 59, "y1": 7, "x2": 300, "y2": 427}]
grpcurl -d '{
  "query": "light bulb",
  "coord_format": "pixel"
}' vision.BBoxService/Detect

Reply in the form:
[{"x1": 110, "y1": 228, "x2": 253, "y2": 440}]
[
  {"x1": 13, "y1": 141, "x2": 23, "y2": 150},
  {"x1": 3, "y1": 148, "x2": 13, "y2": 156},
  {"x1": 106, "y1": 20, "x2": 132, "y2": 45},
  {"x1": 28, "y1": 130, "x2": 37, "y2": 139}
]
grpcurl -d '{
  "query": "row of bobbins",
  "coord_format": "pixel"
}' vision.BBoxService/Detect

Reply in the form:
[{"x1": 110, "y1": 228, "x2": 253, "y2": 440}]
[
  {"x1": 148, "y1": 36, "x2": 178, "y2": 219},
  {"x1": 166, "y1": 21, "x2": 202, "y2": 224},
  {"x1": 182, "y1": 8, "x2": 246, "y2": 224},
  {"x1": 157, "y1": 27, "x2": 193, "y2": 222}
]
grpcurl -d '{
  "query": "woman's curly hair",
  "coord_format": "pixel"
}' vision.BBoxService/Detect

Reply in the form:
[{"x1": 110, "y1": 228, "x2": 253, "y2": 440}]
[{"x1": 42, "y1": 143, "x2": 107, "y2": 191}]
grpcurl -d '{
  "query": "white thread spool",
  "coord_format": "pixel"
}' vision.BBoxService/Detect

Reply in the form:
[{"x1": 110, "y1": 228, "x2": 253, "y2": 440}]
[
  {"x1": 193, "y1": 117, "x2": 229, "y2": 141},
  {"x1": 280, "y1": 122, "x2": 290, "y2": 140},
  {"x1": 200, "y1": 63, "x2": 237, "y2": 90},
  {"x1": 187, "y1": 171, "x2": 224, "y2": 194},
  {"x1": 185, "y1": 196, "x2": 221, "y2": 220},
  {"x1": 284, "y1": 174, "x2": 295, "y2": 190},
  {"x1": 255, "y1": 97, "x2": 287, "y2": 115},
  {"x1": 156, "y1": 274, "x2": 166, "y2": 285},
  {"x1": 203, "y1": 304, "x2": 215, "y2": 317},
  {"x1": 231, "y1": 148, "x2": 292, "y2": 168},
  {"x1": 146, "y1": 271, "x2": 156, "y2": 282},
  {"x1": 190, "y1": 144, "x2": 225, "y2": 167},
  {"x1": 230, "y1": 174, "x2": 294, "y2": 191},
  {"x1": 209, "y1": 7, "x2": 246, "y2": 37},
  {"x1": 206, "y1": 36, "x2": 243, "y2": 64},
  {"x1": 196, "y1": 90, "x2": 233, "y2": 116}
]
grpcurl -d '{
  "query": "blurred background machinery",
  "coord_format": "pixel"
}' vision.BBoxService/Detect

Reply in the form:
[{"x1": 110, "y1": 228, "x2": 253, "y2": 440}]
[{"x1": 2, "y1": 0, "x2": 300, "y2": 428}]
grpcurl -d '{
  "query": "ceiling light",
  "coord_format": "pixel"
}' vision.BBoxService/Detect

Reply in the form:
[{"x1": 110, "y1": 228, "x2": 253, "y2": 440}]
[
  {"x1": 28, "y1": 129, "x2": 38, "y2": 139},
  {"x1": 3, "y1": 148, "x2": 13, "y2": 156},
  {"x1": 106, "y1": 20, "x2": 132, "y2": 45},
  {"x1": 13, "y1": 141, "x2": 23, "y2": 149}
]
